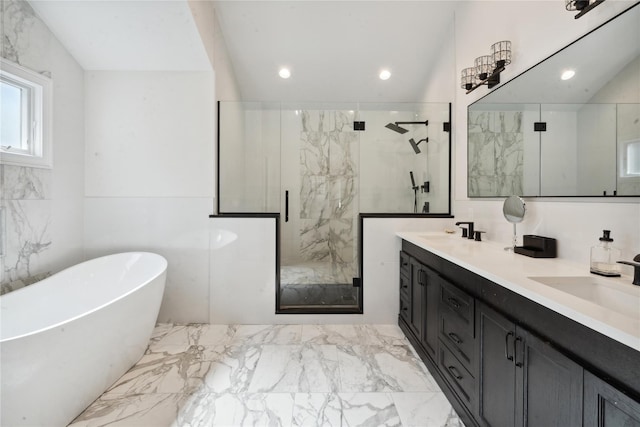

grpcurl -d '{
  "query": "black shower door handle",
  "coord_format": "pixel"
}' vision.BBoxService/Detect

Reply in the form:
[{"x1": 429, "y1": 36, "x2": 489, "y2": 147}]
[{"x1": 285, "y1": 190, "x2": 289, "y2": 222}]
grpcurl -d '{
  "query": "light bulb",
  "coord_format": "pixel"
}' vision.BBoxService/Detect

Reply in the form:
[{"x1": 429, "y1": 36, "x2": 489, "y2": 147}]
[{"x1": 279, "y1": 68, "x2": 291, "y2": 79}]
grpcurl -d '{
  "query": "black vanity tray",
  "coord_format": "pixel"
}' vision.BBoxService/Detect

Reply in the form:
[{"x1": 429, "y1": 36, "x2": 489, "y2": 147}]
[{"x1": 514, "y1": 235, "x2": 557, "y2": 258}]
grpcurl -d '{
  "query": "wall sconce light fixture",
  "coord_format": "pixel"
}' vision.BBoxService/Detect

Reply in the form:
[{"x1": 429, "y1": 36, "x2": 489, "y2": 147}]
[
  {"x1": 565, "y1": 0, "x2": 605, "y2": 19},
  {"x1": 461, "y1": 40, "x2": 512, "y2": 94}
]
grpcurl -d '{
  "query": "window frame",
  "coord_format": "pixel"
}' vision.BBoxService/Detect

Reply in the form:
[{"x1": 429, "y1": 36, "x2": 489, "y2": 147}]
[{"x1": 0, "y1": 58, "x2": 52, "y2": 169}]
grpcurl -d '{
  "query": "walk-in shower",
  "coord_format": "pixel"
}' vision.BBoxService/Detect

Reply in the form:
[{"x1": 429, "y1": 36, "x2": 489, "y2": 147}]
[{"x1": 217, "y1": 102, "x2": 451, "y2": 313}]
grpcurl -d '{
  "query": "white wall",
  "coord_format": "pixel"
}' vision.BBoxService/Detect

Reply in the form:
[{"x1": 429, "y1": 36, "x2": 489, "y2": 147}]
[
  {"x1": 1, "y1": 0, "x2": 85, "y2": 292},
  {"x1": 209, "y1": 216, "x2": 453, "y2": 324},
  {"x1": 83, "y1": 71, "x2": 215, "y2": 323},
  {"x1": 448, "y1": 1, "x2": 640, "y2": 269}
]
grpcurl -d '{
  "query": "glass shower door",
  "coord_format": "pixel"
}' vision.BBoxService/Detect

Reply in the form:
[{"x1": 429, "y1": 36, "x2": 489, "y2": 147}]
[{"x1": 279, "y1": 105, "x2": 360, "y2": 310}]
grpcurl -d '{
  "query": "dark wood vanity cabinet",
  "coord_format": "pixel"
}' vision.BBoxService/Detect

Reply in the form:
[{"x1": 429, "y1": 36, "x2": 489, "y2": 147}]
[
  {"x1": 584, "y1": 371, "x2": 640, "y2": 427},
  {"x1": 399, "y1": 240, "x2": 640, "y2": 427},
  {"x1": 439, "y1": 278, "x2": 477, "y2": 413},
  {"x1": 399, "y1": 252, "x2": 439, "y2": 360},
  {"x1": 477, "y1": 302, "x2": 583, "y2": 427}
]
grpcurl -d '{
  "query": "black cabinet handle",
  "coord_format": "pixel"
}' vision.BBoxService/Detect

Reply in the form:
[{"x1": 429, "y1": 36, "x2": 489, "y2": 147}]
[
  {"x1": 285, "y1": 190, "x2": 289, "y2": 222},
  {"x1": 447, "y1": 365, "x2": 463, "y2": 381},
  {"x1": 448, "y1": 332, "x2": 463, "y2": 345},
  {"x1": 514, "y1": 336, "x2": 524, "y2": 367},
  {"x1": 447, "y1": 297, "x2": 461, "y2": 309},
  {"x1": 505, "y1": 332, "x2": 514, "y2": 361}
]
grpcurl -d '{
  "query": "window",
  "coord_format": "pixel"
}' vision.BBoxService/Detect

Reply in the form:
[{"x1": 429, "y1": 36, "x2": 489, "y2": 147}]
[
  {"x1": 620, "y1": 138, "x2": 640, "y2": 177},
  {"x1": 0, "y1": 58, "x2": 52, "y2": 168}
]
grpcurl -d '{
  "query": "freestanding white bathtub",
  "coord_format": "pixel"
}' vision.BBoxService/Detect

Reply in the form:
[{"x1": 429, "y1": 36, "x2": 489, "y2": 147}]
[{"x1": 0, "y1": 252, "x2": 167, "y2": 427}]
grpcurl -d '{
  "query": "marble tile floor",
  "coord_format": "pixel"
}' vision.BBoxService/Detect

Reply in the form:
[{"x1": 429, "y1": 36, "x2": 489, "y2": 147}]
[{"x1": 69, "y1": 324, "x2": 465, "y2": 427}]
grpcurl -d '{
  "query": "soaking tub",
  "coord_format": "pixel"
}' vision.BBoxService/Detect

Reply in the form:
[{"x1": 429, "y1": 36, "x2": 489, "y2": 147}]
[{"x1": 0, "y1": 252, "x2": 167, "y2": 426}]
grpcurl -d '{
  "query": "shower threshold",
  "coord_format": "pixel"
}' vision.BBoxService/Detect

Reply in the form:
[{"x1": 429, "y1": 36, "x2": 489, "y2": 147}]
[{"x1": 279, "y1": 283, "x2": 358, "y2": 307}]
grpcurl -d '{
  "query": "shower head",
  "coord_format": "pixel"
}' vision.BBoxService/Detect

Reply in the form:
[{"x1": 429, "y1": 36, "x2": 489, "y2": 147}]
[
  {"x1": 385, "y1": 123, "x2": 409, "y2": 134},
  {"x1": 385, "y1": 120, "x2": 428, "y2": 134},
  {"x1": 409, "y1": 138, "x2": 428, "y2": 154}
]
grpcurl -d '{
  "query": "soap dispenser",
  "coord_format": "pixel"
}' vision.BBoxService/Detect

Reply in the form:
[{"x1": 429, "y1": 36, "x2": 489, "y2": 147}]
[{"x1": 590, "y1": 230, "x2": 621, "y2": 277}]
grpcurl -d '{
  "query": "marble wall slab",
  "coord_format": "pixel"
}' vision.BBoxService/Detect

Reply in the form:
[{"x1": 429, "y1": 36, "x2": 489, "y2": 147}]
[
  {"x1": 468, "y1": 110, "x2": 524, "y2": 197},
  {"x1": 1, "y1": 0, "x2": 85, "y2": 295},
  {"x1": 296, "y1": 110, "x2": 358, "y2": 283},
  {"x1": 0, "y1": 166, "x2": 53, "y2": 294}
]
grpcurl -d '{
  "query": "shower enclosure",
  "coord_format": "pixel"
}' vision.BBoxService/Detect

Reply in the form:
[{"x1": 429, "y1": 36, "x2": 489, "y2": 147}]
[{"x1": 218, "y1": 102, "x2": 451, "y2": 313}]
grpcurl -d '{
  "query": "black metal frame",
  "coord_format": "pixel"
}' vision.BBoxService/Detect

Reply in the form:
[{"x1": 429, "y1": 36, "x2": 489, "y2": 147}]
[{"x1": 215, "y1": 101, "x2": 454, "y2": 315}]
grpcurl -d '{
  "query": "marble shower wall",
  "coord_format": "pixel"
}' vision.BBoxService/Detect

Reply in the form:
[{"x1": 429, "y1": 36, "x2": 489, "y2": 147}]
[
  {"x1": 297, "y1": 110, "x2": 358, "y2": 283},
  {"x1": 468, "y1": 110, "x2": 524, "y2": 197},
  {"x1": 1, "y1": 0, "x2": 85, "y2": 294}
]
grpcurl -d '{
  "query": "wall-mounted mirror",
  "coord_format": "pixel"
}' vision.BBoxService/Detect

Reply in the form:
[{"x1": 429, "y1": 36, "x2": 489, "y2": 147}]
[{"x1": 468, "y1": 3, "x2": 640, "y2": 197}]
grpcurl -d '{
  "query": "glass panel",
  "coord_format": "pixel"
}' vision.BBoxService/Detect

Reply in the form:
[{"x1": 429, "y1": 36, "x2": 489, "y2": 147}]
[
  {"x1": 218, "y1": 101, "x2": 452, "y2": 312},
  {"x1": 468, "y1": 103, "x2": 540, "y2": 197},
  {"x1": 0, "y1": 81, "x2": 25, "y2": 150},
  {"x1": 617, "y1": 103, "x2": 640, "y2": 195},
  {"x1": 279, "y1": 103, "x2": 360, "y2": 309},
  {"x1": 359, "y1": 102, "x2": 450, "y2": 213},
  {"x1": 540, "y1": 103, "x2": 616, "y2": 196},
  {"x1": 218, "y1": 101, "x2": 281, "y2": 212}
]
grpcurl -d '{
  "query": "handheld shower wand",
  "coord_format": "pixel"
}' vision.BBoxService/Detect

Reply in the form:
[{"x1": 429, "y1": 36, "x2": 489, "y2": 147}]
[{"x1": 410, "y1": 171, "x2": 419, "y2": 213}]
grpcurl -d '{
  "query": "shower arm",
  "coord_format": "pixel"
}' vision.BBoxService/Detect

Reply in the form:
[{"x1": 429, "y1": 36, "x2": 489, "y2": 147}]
[{"x1": 394, "y1": 121, "x2": 428, "y2": 126}]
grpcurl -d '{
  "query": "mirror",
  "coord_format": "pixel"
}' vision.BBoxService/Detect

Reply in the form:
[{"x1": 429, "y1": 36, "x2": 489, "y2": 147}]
[
  {"x1": 468, "y1": 3, "x2": 640, "y2": 197},
  {"x1": 503, "y1": 195, "x2": 526, "y2": 251}
]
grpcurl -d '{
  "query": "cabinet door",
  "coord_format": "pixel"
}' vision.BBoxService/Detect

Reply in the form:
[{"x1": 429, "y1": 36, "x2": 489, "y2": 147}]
[
  {"x1": 584, "y1": 370, "x2": 640, "y2": 427},
  {"x1": 422, "y1": 266, "x2": 440, "y2": 359},
  {"x1": 516, "y1": 328, "x2": 583, "y2": 427},
  {"x1": 410, "y1": 258, "x2": 424, "y2": 339},
  {"x1": 477, "y1": 302, "x2": 517, "y2": 427}
]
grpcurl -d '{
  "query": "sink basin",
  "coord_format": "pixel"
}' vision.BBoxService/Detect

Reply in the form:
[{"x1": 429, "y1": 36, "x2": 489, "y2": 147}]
[{"x1": 528, "y1": 276, "x2": 640, "y2": 321}]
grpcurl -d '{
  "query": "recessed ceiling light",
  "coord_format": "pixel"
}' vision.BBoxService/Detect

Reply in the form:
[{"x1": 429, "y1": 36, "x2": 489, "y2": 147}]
[
  {"x1": 379, "y1": 69, "x2": 391, "y2": 80},
  {"x1": 279, "y1": 68, "x2": 291, "y2": 79},
  {"x1": 561, "y1": 69, "x2": 575, "y2": 80}
]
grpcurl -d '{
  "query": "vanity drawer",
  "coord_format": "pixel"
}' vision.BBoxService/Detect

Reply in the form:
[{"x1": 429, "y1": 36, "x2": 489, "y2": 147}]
[
  {"x1": 440, "y1": 279, "x2": 474, "y2": 327},
  {"x1": 400, "y1": 272, "x2": 410, "y2": 298},
  {"x1": 440, "y1": 308, "x2": 475, "y2": 370},
  {"x1": 400, "y1": 251, "x2": 410, "y2": 277},
  {"x1": 439, "y1": 344, "x2": 475, "y2": 409}
]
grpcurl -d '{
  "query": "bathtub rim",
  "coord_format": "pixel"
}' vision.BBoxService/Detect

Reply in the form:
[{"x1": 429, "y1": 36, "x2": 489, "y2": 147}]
[{"x1": 0, "y1": 251, "x2": 167, "y2": 344}]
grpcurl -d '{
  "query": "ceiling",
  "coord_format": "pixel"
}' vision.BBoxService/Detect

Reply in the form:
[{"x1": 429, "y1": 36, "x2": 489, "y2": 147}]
[
  {"x1": 212, "y1": 1, "x2": 459, "y2": 102},
  {"x1": 29, "y1": 0, "x2": 211, "y2": 71},
  {"x1": 28, "y1": 0, "x2": 459, "y2": 102}
]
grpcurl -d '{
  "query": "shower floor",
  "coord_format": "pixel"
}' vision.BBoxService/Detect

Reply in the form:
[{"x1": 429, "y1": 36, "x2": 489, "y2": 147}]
[{"x1": 280, "y1": 261, "x2": 358, "y2": 307}]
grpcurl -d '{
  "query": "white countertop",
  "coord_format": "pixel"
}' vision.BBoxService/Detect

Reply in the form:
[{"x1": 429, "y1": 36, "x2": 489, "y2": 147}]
[{"x1": 397, "y1": 231, "x2": 640, "y2": 352}]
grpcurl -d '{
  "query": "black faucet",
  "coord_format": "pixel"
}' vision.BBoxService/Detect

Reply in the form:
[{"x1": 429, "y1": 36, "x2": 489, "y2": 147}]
[
  {"x1": 617, "y1": 254, "x2": 640, "y2": 286},
  {"x1": 455, "y1": 221, "x2": 474, "y2": 239}
]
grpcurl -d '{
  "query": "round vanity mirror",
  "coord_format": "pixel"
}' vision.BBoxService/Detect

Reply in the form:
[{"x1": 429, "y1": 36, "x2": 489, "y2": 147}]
[
  {"x1": 503, "y1": 195, "x2": 526, "y2": 223},
  {"x1": 503, "y1": 195, "x2": 526, "y2": 251}
]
